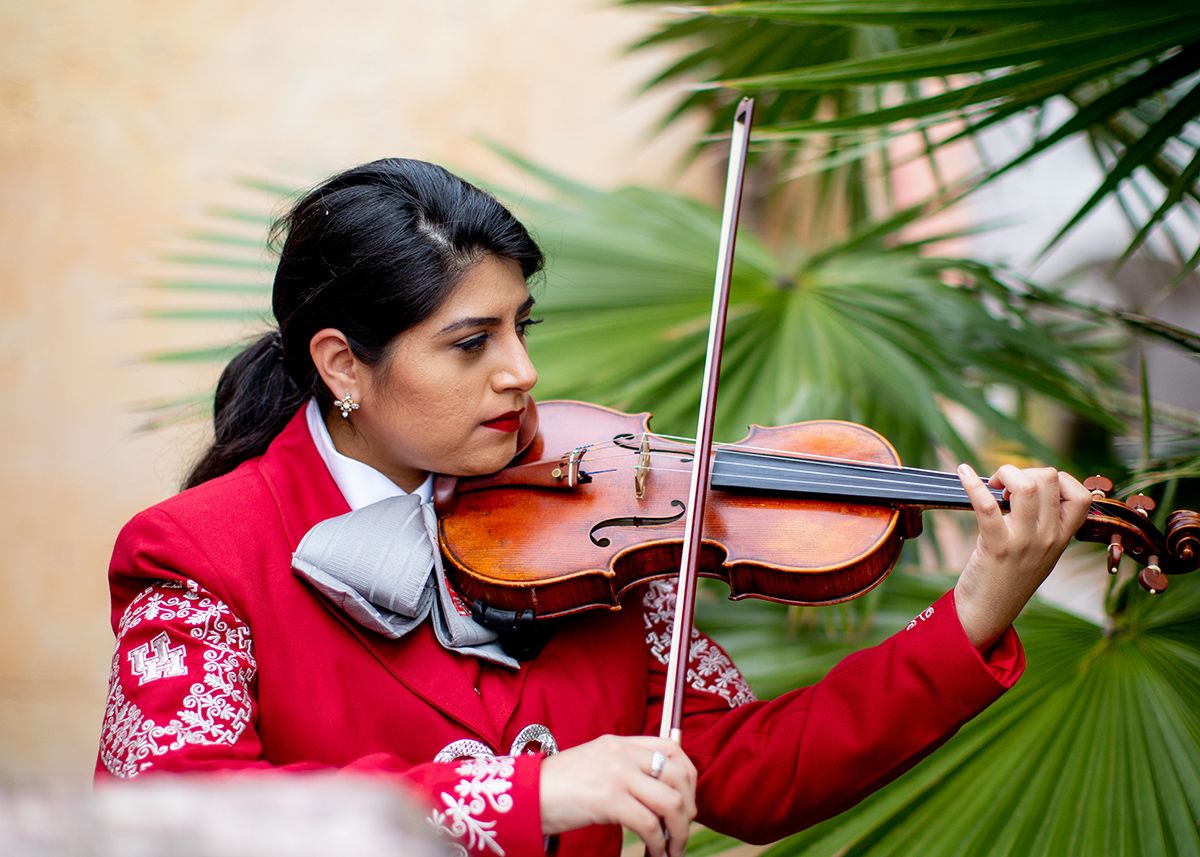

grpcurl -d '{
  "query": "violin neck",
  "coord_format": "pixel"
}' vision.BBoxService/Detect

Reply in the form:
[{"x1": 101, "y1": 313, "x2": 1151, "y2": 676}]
[{"x1": 711, "y1": 448, "x2": 1008, "y2": 512}]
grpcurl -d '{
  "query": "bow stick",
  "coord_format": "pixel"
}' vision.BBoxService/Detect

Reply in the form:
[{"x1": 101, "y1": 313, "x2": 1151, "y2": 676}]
[{"x1": 659, "y1": 97, "x2": 755, "y2": 745}]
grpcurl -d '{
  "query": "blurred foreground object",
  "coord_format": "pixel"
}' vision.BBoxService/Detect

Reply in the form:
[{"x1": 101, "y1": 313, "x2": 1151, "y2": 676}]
[{"x1": 0, "y1": 773, "x2": 450, "y2": 856}]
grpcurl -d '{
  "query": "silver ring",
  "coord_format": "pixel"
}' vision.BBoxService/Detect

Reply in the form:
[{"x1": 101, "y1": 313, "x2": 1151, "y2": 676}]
[{"x1": 649, "y1": 750, "x2": 667, "y2": 779}]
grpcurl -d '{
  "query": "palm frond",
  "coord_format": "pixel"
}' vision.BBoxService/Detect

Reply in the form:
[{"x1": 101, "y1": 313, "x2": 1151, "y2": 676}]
[
  {"x1": 490, "y1": 155, "x2": 1121, "y2": 468},
  {"x1": 687, "y1": 571, "x2": 1200, "y2": 856},
  {"x1": 627, "y1": 0, "x2": 1200, "y2": 276}
]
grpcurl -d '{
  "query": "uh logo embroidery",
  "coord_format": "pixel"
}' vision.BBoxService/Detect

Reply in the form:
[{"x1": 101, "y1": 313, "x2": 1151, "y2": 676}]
[{"x1": 127, "y1": 631, "x2": 188, "y2": 685}]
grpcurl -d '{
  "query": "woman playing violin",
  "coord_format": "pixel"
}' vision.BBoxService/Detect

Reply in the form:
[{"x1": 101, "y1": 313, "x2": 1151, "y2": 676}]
[{"x1": 98, "y1": 158, "x2": 1092, "y2": 856}]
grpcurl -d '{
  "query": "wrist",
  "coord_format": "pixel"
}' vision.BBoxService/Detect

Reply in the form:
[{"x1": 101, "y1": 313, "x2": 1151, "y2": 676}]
[{"x1": 953, "y1": 579, "x2": 1005, "y2": 652}]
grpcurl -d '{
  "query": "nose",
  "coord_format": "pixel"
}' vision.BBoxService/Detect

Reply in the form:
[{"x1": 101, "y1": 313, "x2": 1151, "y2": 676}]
[{"x1": 492, "y1": 334, "x2": 538, "y2": 394}]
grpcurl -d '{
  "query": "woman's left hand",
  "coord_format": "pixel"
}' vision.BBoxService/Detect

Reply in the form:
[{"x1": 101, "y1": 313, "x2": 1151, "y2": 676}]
[{"x1": 953, "y1": 463, "x2": 1093, "y2": 651}]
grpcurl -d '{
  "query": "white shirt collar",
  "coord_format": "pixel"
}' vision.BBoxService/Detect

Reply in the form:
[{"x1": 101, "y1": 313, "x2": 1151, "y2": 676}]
[{"x1": 305, "y1": 398, "x2": 433, "y2": 511}]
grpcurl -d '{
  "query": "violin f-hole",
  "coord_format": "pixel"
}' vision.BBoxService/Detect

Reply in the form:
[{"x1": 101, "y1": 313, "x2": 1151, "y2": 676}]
[{"x1": 589, "y1": 500, "x2": 686, "y2": 547}]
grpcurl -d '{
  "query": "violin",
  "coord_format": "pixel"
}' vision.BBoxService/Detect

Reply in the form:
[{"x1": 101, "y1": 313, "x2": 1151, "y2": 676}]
[{"x1": 433, "y1": 398, "x2": 1200, "y2": 628}]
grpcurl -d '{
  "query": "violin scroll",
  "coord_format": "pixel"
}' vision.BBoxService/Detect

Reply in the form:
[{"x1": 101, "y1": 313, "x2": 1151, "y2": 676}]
[{"x1": 1077, "y1": 475, "x2": 1200, "y2": 594}]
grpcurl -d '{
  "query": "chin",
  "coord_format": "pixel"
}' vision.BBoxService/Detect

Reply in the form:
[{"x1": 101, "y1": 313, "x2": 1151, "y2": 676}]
[{"x1": 454, "y1": 439, "x2": 520, "y2": 478}]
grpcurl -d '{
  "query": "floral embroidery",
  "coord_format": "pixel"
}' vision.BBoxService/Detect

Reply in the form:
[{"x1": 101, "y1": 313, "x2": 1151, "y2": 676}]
[
  {"x1": 429, "y1": 725, "x2": 557, "y2": 853},
  {"x1": 99, "y1": 581, "x2": 255, "y2": 778},
  {"x1": 643, "y1": 579, "x2": 756, "y2": 708},
  {"x1": 429, "y1": 755, "x2": 516, "y2": 856}
]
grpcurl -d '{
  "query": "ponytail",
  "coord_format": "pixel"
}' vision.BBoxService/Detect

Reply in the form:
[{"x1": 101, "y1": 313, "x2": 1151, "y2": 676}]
[{"x1": 182, "y1": 331, "x2": 310, "y2": 489}]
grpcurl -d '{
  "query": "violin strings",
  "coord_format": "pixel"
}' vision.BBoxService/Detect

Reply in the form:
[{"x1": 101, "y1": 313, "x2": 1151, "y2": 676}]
[
  {"x1": 599, "y1": 460, "x2": 997, "y2": 504},
  {"x1": 566, "y1": 432, "x2": 991, "y2": 499},
  {"x1": 583, "y1": 462, "x2": 1107, "y2": 515},
  {"x1": 714, "y1": 452, "x2": 989, "y2": 495},
  {"x1": 550, "y1": 433, "x2": 1099, "y2": 512},
  {"x1": 567, "y1": 431, "x2": 973, "y2": 482}
]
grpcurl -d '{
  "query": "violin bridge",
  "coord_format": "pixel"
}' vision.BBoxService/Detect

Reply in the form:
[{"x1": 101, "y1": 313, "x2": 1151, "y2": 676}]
[{"x1": 634, "y1": 434, "x2": 651, "y2": 500}]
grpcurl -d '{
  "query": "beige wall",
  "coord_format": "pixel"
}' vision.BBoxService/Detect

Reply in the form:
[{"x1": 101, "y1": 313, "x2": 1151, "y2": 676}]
[{"x1": 0, "y1": 1, "x2": 708, "y2": 784}]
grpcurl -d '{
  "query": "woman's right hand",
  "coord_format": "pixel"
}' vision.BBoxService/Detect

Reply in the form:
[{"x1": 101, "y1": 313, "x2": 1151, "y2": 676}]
[{"x1": 539, "y1": 734, "x2": 697, "y2": 857}]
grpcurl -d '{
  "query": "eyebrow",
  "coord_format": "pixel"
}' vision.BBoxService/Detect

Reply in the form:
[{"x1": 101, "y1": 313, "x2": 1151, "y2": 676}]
[{"x1": 438, "y1": 295, "x2": 536, "y2": 335}]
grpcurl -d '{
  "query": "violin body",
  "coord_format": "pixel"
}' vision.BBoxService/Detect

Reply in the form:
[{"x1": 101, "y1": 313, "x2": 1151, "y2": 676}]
[{"x1": 437, "y1": 400, "x2": 920, "y2": 620}]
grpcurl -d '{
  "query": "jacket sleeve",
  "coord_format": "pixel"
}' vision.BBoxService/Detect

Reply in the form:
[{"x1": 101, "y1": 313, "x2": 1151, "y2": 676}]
[
  {"x1": 98, "y1": 576, "x2": 547, "y2": 857},
  {"x1": 640, "y1": 580, "x2": 1024, "y2": 844}
]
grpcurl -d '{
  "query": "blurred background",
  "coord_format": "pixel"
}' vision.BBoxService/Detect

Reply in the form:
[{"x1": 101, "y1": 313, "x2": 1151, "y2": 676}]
[{"x1": 3, "y1": 2, "x2": 1198, "y2": 854}]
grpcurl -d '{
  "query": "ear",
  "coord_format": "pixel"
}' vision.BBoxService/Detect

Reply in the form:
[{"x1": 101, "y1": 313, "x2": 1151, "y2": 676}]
[{"x1": 309, "y1": 328, "x2": 361, "y2": 400}]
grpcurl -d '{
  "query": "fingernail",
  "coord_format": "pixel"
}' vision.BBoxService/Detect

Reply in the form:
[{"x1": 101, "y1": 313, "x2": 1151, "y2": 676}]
[{"x1": 958, "y1": 463, "x2": 976, "y2": 479}]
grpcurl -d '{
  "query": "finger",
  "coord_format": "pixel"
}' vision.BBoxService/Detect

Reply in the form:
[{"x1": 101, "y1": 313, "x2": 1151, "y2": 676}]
[
  {"x1": 648, "y1": 749, "x2": 668, "y2": 780},
  {"x1": 629, "y1": 776, "x2": 691, "y2": 856},
  {"x1": 1029, "y1": 467, "x2": 1062, "y2": 538},
  {"x1": 620, "y1": 797, "x2": 667, "y2": 857},
  {"x1": 958, "y1": 463, "x2": 1006, "y2": 544},
  {"x1": 648, "y1": 754, "x2": 697, "y2": 819},
  {"x1": 673, "y1": 746, "x2": 697, "y2": 791},
  {"x1": 995, "y1": 464, "x2": 1039, "y2": 539},
  {"x1": 1058, "y1": 470, "x2": 1092, "y2": 533},
  {"x1": 661, "y1": 742, "x2": 696, "y2": 786},
  {"x1": 628, "y1": 738, "x2": 691, "y2": 779}
]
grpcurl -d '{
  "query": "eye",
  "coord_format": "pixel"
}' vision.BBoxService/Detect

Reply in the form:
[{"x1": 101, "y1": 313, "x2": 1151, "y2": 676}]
[
  {"x1": 454, "y1": 333, "x2": 488, "y2": 353},
  {"x1": 517, "y1": 317, "x2": 543, "y2": 338}
]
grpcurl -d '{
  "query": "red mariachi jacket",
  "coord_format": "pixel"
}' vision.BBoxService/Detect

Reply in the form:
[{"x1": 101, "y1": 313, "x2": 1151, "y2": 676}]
[{"x1": 98, "y1": 408, "x2": 1024, "y2": 855}]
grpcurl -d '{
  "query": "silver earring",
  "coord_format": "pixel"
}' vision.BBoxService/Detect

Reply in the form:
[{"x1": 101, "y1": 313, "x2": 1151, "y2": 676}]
[{"x1": 336, "y1": 393, "x2": 360, "y2": 419}]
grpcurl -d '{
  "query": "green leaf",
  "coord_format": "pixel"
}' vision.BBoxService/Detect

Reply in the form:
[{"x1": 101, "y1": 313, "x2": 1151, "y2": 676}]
[
  {"x1": 1041, "y1": 80, "x2": 1200, "y2": 259},
  {"x1": 142, "y1": 344, "x2": 247, "y2": 364},
  {"x1": 140, "y1": 308, "x2": 269, "y2": 323},
  {"x1": 487, "y1": 155, "x2": 1120, "y2": 467},
  {"x1": 148, "y1": 280, "x2": 270, "y2": 294},
  {"x1": 691, "y1": 572, "x2": 1200, "y2": 856},
  {"x1": 162, "y1": 254, "x2": 273, "y2": 271},
  {"x1": 1118, "y1": 145, "x2": 1200, "y2": 266},
  {"x1": 716, "y1": 17, "x2": 1193, "y2": 90},
  {"x1": 704, "y1": 0, "x2": 1136, "y2": 28},
  {"x1": 627, "y1": 0, "x2": 1200, "y2": 277}
]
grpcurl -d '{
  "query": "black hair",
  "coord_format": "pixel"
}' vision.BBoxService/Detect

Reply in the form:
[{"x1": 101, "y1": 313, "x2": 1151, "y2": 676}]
[{"x1": 183, "y1": 158, "x2": 544, "y2": 489}]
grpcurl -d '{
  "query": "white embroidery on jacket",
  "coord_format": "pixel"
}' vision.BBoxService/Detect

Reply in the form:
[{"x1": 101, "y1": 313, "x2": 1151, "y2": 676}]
[
  {"x1": 643, "y1": 579, "x2": 756, "y2": 708},
  {"x1": 905, "y1": 605, "x2": 935, "y2": 631},
  {"x1": 429, "y1": 755, "x2": 516, "y2": 856},
  {"x1": 509, "y1": 723, "x2": 558, "y2": 757},
  {"x1": 128, "y1": 631, "x2": 188, "y2": 684},
  {"x1": 435, "y1": 739, "x2": 496, "y2": 764},
  {"x1": 433, "y1": 723, "x2": 559, "y2": 766},
  {"x1": 99, "y1": 581, "x2": 256, "y2": 778},
  {"x1": 429, "y1": 724, "x2": 559, "y2": 852}
]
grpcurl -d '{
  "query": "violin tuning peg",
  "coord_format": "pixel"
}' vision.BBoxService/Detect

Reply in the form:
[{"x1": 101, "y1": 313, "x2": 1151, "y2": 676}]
[
  {"x1": 1084, "y1": 475, "x2": 1113, "y2": 498},
  {"x1": 1107, "y1": 537, "x2": 1123, "y2": 575},
  {"x1": 1127, "y1": 494, "x2": 1157, "y2": 517},
  {"x1": 1138, "y1": 559, "x2": 1167, "y2": 595}
]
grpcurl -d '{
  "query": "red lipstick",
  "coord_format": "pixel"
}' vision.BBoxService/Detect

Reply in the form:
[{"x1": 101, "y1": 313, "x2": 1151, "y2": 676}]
[{"x1": 481, "y1": 409, "x2": 523, "y2": 433}]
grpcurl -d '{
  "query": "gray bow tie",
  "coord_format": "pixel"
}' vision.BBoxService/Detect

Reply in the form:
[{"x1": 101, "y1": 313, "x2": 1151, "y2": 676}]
[{"x1": 291, "y1": 494, "x2": 517, "y2": 669}]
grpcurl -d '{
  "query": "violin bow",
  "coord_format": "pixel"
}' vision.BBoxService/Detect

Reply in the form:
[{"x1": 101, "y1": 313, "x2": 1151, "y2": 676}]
[{"x1": 659, "y1": 97, "x2": 755, "y2": 744}]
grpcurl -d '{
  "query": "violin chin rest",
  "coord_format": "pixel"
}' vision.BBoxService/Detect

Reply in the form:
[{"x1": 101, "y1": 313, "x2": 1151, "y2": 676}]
[{"x1": 470, "y1": 600, "x2": 537, "y2": 634}]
